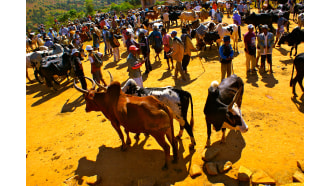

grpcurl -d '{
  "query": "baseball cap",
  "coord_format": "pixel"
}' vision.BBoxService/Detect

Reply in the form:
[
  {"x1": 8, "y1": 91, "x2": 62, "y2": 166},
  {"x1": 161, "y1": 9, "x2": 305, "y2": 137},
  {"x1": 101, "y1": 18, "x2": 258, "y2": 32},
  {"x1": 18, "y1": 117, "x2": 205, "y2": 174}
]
[
  {"x1": 129, "y1": 45, "x2": 139, "y2": 51},
  {"x1": 171, "y1": 30, "x2": 177, "y2": 35}
]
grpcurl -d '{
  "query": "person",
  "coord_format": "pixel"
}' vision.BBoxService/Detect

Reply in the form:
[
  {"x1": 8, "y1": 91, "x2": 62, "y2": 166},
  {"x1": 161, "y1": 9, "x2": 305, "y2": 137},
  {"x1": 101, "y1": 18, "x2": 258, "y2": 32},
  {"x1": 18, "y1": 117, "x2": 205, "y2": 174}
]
[
  {"x1": 125, "y1": 31, "x2": 139, "y2": 52},
  {"x1": 148, "y1": 27, "x2": 163, "y2": 62},
  {"x1": 233, "y1": 10, "x2": 242, "y2": 41},
  {"x1": 138, "y1": 31, "x2": 152, "y2": 73},
  {"x1": 244, "y1": 24, "x2": 257, "y2": 74},
  {"x1": 258, "y1": 25, "x2": 274, "y2": 73},
  {"x1": 163, "y1": 10, "x2": 170, "y2": 33},
  {"x1": 161, "y1": 28, "x2": 174, "y2": 70},
  {"x1": 72, "y1": 30, "x2": 81, "y2": 48},
  {"x1": 127, "y1": 45, "x2": 145, "y2": 87},
  {"x1": 181, "y1": 28, "x2": 197, "y2": 74},
  {"x1": 71, "y1": 48, "x2": 87, "y2": 90},
  {"x1": 109, "y1": 28, "x2": 121, "y2": 62},
  {"x1": 59, "y1": 25, "x2": 69, "y2": 37},
  {"x1": 194, "y1": 3, "x2": 202, "y2": 11},
  {"x1": 37, "y1": 34, "x2": 45, "y2": 47},
  {"x1": 219, "y1": 35, "x2": 234, "y2": 81},
  {"x1": 215, "y1": 9, "x2": 223, "y2": 23},
  {"x1": 102, "y1": 26, "x2": 111, "y2": 55},
  {"x1": 237, "y1": 2, "x2": 244, "y2": 16},
  {"x1": 212, "y1": 1, "x2": 217, "y2": 11},
  {"x1": 91, "y1": 28, "x2": 100, "y2": 52},
  {"x1": 86, "y1": 45, "x2": 107, "y2": 86},
  {"x1": 167, "y1": 31, "x2": 186, "y2": 81},
  {"x1": 226, "y1": 1, "x2": 231, "y2": 18},
  {"x1": 47, "y1": 28, "x2": 58, "y2": 43},
  {"x1": 44, "y1": 36, "x2": 54, "y2": 48},
  {"x1": 274, "y1": 14, "x2": 288, "y2": 47}
]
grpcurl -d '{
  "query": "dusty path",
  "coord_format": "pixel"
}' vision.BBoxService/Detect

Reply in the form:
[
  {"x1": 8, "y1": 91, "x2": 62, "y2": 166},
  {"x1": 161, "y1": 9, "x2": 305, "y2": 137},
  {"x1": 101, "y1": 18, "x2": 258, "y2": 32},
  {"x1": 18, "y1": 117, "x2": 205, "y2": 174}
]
[{"x1": 26, "y1": 10, "x2": 304, "y2": 186}]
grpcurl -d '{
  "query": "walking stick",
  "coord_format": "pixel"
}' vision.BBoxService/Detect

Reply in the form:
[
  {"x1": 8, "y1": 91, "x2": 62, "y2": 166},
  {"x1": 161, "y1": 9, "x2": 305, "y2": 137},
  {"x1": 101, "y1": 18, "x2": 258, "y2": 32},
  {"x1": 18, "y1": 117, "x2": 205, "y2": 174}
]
[
  {"x1": 231, "y1": 60, "x2": 235, "y2": 75},
  {"x1": 197, "y1": 50, "x2": 205, "y2": 72}
]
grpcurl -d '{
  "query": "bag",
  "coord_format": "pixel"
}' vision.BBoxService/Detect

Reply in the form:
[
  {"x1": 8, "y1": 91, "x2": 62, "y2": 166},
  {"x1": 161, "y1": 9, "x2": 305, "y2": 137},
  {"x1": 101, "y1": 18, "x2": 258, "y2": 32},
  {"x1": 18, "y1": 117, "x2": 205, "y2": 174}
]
[
  {"x1": 93, "y1": 52, "x2": 103, "y2": 68},
  {"x1": 113, "y1": 36, "x2": 120, "y2": 47}
]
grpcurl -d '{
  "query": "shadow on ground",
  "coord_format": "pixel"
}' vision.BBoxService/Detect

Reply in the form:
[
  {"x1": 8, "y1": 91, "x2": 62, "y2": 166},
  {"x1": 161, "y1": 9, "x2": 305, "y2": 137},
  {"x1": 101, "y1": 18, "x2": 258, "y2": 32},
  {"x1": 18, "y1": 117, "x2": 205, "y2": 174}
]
[
  {"x1": 61, "y1": 94, "x2": 85, "y2": 113},
  {"x1": 260, "y1": 72, "x2": 279, "y2": 88},
  {"x1": 75, "y1": 135, "x2": 195, "y2": 186}
]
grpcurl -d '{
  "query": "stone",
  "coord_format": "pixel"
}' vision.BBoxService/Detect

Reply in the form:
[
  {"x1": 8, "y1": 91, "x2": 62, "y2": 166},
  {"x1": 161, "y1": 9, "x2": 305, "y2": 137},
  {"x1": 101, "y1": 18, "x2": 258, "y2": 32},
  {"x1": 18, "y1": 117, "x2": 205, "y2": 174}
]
[
  {"x1": 293, "y1": 170, "x2": 304, "y2": 183},
  {"x1": 281, "y1": 183, "x2": 304, "y2": 186},
  {"x1": 205, "y1": 162, "x2": 218, "y2": 176},
  {"x1": 217, "y1": 161, "x2": 232, "y2": 173},
  {"x1": 202, "y1": 148, "x2": 220, "y2": 162},
  {"x1": 251, "y1": 170, "x2": 276, "y2": 185},
  {"x1": 83, "y1": 175, "x2": 100, "y2": 185},
  {"x1": 297, "y1": 160, "x2": 304, "y2": 173},
  {"x1": 212, "y1": 183, "x2": 225, "y2": 186},
  {"x1": 63, "y1": 175, "x2": 79, "y2": 186},
  {"x1": 237, "y1": 166, "x2": 253, "y2": 182},
  {"x1": 138, "y1": 177, "x2": 156, "y2": 186},
  {"x1": 190, "y1": 164, "x2": 202, "y2": 178}
]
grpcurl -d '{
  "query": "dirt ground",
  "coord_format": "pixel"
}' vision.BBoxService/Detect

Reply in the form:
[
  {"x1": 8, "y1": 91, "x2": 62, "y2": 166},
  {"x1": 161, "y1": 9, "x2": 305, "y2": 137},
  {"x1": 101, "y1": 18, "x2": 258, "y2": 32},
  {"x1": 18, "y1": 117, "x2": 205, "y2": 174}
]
[{"x1": 26, "y1": 8, "x2": 304, "y2": 186}]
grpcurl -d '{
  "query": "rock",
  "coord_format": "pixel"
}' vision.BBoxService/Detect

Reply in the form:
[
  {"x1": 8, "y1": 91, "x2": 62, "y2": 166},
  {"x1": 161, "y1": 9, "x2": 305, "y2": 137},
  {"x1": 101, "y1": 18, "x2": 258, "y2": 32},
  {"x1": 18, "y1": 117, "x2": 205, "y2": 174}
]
[
  {"x1": 217, "y1": 161, "x2": 232, "y2": 173},
  {"x1": 251, "y1": 170, "x2": 276, "y2": 185},
  {"x1": 190, "y1": 164, "x2": 202, "y2": 178},
  {"x1": 293, "y1": 170, "x2": 304, "y2": 183},
  {"x1": 212, "y1": 183, "x2": 225, "y2": 186},
  {"x1": 297, "y1": 160, "x2": 304, "y2": 172},
  {"x1": 281, "y1": 183, "x2": 304, "y2": 186},
  {"x1": 63, "y1": 175, "x2": 79, "y2": 186},
  {"x1": 138, "y1": 177, "x2": 156, "y2": 186},
  {"x1": 83, "y1": 175, "x2": 100, "y2": 185},
  {"x1": 202, "y1": 148, "x2": 220, "y2": 162},
  {"x1": 205, "y1": 162, "x2": 218, "y2": 176},
  {"x1": 237, "y1": 166, "x2": 253, "y2": 181}
]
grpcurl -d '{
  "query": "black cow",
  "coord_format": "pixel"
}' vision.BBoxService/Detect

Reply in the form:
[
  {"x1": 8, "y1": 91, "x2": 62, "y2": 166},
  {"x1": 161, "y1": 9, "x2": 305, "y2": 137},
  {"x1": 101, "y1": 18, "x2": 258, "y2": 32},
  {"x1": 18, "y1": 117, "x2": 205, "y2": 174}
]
[
  {"x1": 278, "y1": 26, "x2": 304, "y2": 56},
  {"x1": 201, "y1": 1, "x2": 212, "y2": 10},
  {"x1": 242, "y1": 12, "x2": 275, "y2": 33},
  {"x1": 194, "y1": 31, "x2": 220, "y2": 51},
  {"x1": 290, "y1": 53, "x2": 304, "y2": 96},
  {"x1": 161, "y1": 11, "x2": 182, "y2": 27},
  {"x1": 293, "y1": 3, "x2": 304, "y2": 22},
  {"x1": 204, "y1": 75, "x2": 248, "y2": 147},
  {"x1": 266, "y1": 9, "x2": 290, "y2": 32}
]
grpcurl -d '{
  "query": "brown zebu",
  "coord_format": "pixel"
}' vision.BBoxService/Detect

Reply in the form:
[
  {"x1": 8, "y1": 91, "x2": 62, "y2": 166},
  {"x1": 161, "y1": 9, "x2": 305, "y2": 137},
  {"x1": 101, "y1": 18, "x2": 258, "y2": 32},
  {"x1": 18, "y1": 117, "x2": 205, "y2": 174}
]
[{"x1": 74, "y1": 78, "x2": 178, "y2": 170}]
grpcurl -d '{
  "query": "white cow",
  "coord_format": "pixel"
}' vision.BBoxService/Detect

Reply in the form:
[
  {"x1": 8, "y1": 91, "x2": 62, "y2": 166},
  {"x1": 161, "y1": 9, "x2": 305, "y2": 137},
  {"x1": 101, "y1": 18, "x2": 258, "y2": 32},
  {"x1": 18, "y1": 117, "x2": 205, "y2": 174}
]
[
  {"x1": 215, "y1": 23, "x2": 239, "y2": 52},
  {"x1": 179, "y1": 11, "x2": 198, "y2": 27}
]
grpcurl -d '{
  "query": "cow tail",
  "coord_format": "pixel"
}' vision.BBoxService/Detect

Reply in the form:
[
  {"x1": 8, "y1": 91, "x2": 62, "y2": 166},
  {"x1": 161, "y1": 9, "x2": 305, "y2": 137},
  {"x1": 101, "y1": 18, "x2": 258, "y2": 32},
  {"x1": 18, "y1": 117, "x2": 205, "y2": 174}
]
[
  {"x1": 290, "y1": 61, "x2": 295, "y2": 87},
  {"x1": 163, "y1": 104, "x2": 175, "y2": 142},
  {"x1": 188, "y1": 92, "x2": 194, "y2": 130}
]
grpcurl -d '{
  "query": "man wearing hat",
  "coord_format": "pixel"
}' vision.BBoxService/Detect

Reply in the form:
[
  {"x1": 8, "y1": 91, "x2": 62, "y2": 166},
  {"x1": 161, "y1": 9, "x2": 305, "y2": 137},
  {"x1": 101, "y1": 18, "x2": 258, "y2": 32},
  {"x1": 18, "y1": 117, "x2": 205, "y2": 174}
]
[
  {"x1": 59, "y1": 25, "x2": 69, "y2": 38},
  {"x1": 109, "y1": 28, "x2": 122, "y2": 62},
  {"x1": 44, "y1": 36, "x2": 54, "y2": 48},
  {"x1": 257, "y1": 24, "x2": 274, "y2": 73},
  {"x1": 181, "y1": 28, "x2": 197, "y2": 74},
  {"x1": 127, "y1": 45, "x2": 145, "y2": 87},
  {"x1": 167, "y1": 31, "x2": 186, "y2": 81},
  {"x1": 47, "y1": 28, "x2": 58, "y2": 43},
  {"x1": 73, "y1": 30, "x2": 81, "y2": 48},
  {"x1": 86, "y1": 45, "x2": 107, "y2": 87},
  {"x1": 71, "y1": 48, "x2": 87, "y2": 90},
  {"x1": 102, "y1": 26, "x2": 111, "y2": 55},
  {"x1": 37, "y1": 34, "x2": 45, "y2": 47},
  {"x1": 244, "y1": 24, "x2": 257, "y2": 74},
  {"x1": 148, "y1": 26, "x2": 163, "y2": 62},
  {"x1": 125, "y1": 31, "x2": 139, "y2": 52},
  {"x1": 138, "y1": 30, "x2": 152, "y2": 73},
  {"x1": 233, "y1": 10, "x2": 242, "y2": 41},
  {"x1": 91, "y1": 28, "x2": 100, "y2": 52},
  {"x1": 219, "y1": 35, "x2": 234, "y2": 81},
  {"x1": 162, "y1": 28, "x2": 174, "y2": 70}
]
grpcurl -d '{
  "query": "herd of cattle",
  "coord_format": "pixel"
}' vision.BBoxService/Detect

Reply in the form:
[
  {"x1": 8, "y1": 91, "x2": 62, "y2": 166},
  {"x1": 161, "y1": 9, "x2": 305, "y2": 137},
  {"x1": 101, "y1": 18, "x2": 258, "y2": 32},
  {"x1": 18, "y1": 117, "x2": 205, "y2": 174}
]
[{"x1": 27, "y1": 1, "x2": 304, "y2": 169}]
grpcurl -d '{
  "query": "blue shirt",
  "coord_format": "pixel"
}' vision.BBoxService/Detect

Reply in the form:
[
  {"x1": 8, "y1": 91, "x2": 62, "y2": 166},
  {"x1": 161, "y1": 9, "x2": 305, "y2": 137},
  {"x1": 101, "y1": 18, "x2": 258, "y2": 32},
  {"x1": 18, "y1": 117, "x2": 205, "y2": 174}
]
[
  {"x1": 44, "y1": 40, "x2": 54, "y2": 48},
  {"x1": 219, "y1": 44, "x2": 234, "y2": 60}
]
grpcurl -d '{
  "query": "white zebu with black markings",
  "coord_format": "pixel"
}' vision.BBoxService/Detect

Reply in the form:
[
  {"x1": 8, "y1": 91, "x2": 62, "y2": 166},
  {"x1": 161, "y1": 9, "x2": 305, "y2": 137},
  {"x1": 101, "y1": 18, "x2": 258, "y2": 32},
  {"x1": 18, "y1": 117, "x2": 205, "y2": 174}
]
[{"x1": 122, "y1": 79, "x2": 196, "y2": 149}]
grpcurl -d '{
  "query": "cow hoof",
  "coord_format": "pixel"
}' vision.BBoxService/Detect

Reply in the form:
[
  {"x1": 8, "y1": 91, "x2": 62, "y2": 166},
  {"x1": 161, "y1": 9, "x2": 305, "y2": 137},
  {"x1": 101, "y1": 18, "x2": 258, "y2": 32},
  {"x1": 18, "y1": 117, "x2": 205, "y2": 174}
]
[{"x1": 189, "y1": 144, "x2": 195, "y2": 151}]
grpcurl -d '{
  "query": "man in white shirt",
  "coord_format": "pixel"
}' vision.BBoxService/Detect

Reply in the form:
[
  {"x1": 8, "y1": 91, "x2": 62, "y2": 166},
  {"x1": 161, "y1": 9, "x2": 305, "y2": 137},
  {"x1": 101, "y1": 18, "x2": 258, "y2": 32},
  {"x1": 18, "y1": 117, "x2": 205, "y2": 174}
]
[
  {"x1": 258, "y1": 25, "x2": 274, "y2": 73},
  {"x1": 163, "y1": 11, "x2": 170, "y2": 32}
]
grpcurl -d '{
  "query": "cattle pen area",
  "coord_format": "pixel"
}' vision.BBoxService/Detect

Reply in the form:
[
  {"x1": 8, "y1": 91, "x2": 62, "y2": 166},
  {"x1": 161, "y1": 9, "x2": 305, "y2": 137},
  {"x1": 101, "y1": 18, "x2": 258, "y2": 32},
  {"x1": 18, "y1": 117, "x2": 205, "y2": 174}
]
[{"x1": 26, "y1": 6, "x2": 304, "y2": 186}]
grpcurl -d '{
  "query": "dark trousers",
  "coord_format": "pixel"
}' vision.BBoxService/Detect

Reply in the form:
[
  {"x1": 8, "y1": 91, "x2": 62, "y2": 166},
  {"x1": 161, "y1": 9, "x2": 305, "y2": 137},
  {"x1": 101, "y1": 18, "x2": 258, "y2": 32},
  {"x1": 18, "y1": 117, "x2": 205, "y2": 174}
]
[
  {"x1": 78, "y1": 75, "x2": 87, "y2": 90},
  {"x1": 143, "y1": 53, "x2": 152, "y2": 72},
  {"x1": 182, "y1": 55, "x2": 191, "y2": 71},
  {"x1": 238, "y1": 25, "x2": 241, "y2": 40},
  {"x1": 260, "y1": 54, "x2": 272, "y2": 69}
]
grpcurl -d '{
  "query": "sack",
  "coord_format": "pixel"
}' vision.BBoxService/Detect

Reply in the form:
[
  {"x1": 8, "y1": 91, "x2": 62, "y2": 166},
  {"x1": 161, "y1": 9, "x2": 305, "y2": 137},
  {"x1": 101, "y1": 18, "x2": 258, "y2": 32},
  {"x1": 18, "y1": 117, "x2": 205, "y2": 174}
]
[
  {"x1": 113, "y1": 36, "x2": 120, "y2": 47},
  {"x1": 93, "y1": 52, "x2": 103, "y2": 68}
]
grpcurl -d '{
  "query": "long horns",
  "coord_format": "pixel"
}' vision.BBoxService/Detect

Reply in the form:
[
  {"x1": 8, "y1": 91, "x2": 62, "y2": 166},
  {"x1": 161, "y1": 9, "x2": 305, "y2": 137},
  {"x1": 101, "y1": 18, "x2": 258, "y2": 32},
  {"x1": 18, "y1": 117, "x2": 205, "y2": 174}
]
[
  {"x1": 94, "y1": 71, "x2": 114, "y2": 91},
  {"x1": 227, "y1": 86, "x2": 243, "y2": 110},
  {"x1": 73, "y1": 77, "x2": 96, "y2": 94}
]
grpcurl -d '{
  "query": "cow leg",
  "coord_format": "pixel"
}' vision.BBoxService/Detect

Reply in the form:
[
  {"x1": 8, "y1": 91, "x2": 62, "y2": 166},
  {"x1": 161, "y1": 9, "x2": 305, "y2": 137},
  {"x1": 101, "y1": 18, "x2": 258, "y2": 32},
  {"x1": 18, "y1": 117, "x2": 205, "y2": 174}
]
[
  {"x1": 124, "y1": 128, "x2": 131, "y2": 146},
  {"x1": 294, "y1": 45, "x2": 298, "y2": 56},
  {"x1": 292, "y1": 77, "x2": 298, "y2": 96},
  {"x1": 182, "y1": 120, "x2": 196, "y2": 149},
  {"x1": 165, "y1": 128, "x2": 178, "y2": 164},
  {"x1": 153, "y1": 133, "x2": 171, "y2": 170},
  {"x1": 290, "y1": 47, "x2": 294, "y2": 57},
  {"x1": 205, "y1": 120, "x2": 212, "y2": 148},
  {"x1": 298, "y1": 76, "x2": 304, "y2": 92},
  {"x1": 220, "y1": 128, "x2": 226, "y2": 143},
  {"x1": 111, "y1": 121, "x2": 127, "y2": 151}
]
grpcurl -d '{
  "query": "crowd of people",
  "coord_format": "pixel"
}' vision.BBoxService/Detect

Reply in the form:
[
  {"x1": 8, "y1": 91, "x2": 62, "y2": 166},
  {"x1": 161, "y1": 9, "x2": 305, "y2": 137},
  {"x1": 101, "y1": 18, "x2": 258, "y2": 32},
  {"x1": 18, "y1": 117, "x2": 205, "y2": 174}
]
[{"x1": 26, "y1": 0, "x2": 301, "y2": 87}]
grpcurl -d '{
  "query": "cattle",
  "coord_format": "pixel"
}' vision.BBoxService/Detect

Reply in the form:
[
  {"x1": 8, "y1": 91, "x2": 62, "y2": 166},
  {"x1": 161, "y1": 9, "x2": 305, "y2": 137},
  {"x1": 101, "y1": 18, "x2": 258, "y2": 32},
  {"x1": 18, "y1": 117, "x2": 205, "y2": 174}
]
[
  {"x1": 242, "y1": 12, "x2": 276, "y2": 34},
  {"x1": 179, "y1": 11, "x2": 198, "y2": 27},
  {"x1": 119, "y1": 79, "x2": 196, "y2": 149},
  {"x1": 168, "y1": 11, "x2": 182, "y2": 27},
  {"x1": 26, "y1": 34, "x2": 38, "y2": 52},
  {"x1": 297, "y1": 13, "x2": 304, "y2": 28},
  {"x1": 293, "y1": 3, "x2": 304, "y2": 22},
  {"x1": 195, "y1": 8, "x2": 209, "y2": 22},
  {"x1": 266, "y1": 9, "x2": 290, "y2": 32},
  {"x1": 201, "y1": 1, "x2": 212, "y2": 10},
  {"x1": 290, "y1": 53, "x2": 304, "y2": 97},
  {"x1": 215, "y1": 23, "x2": 239, "y2": 52},
  {"x1": 277, "y1": 3, "x2": 290, "y2": 12},
  {"x1": 196, "y1": 31, "x2": 220, "y2": 51},
  {"x1": 74, "y1": 78, "x2": 178, "y2": 170},
  {"x1": 146, "y1": 10, "x2": 160, "y2": 21},
  {"x1": 203, "y1": 74, "x2": 248, "y2": 147},
  {"x1": 278, "y1": 26, "x2": 304, "y2": 56}
]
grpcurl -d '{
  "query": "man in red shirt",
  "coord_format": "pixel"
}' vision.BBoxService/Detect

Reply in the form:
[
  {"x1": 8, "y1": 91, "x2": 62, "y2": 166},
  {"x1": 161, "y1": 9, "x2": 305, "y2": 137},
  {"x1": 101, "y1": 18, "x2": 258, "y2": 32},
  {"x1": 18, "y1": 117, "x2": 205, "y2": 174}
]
[
  {"x1": 161, "y1": 28, "x2": 174, "y2": 70},
  {"x1": 244, "y1": 24, "x2": 257, "y2": 74}
]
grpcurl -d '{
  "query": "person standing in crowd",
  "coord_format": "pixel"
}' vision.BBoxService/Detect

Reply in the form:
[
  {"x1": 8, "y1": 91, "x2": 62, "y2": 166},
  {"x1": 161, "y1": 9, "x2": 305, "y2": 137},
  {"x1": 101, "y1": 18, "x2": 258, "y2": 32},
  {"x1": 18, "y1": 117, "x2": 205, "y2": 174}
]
[
  {"x1": 258, "y1": 25, "x2": 274, "y2": 73},
  {"x1": 72, "y1": 30, "x2": 81, "y2": 48},
  {"x1": 233, "y1": 10, "x2": 242, "y2": 41},
  {"x1": 244, "y1": 24, "x2": 257, "y2": 74},
  {"x1": 59, "y1": 25, "x2": 69, "y2": 37},
  {"x1": 181, "y1": 28, "x2": 197, "y2": 74},
  {"x1": 71, "y1": 48, "x2": 87, "y2": 90},
  {"x1": 126, "y1": 31, "x2": 139, "y2": 52},
  {"x1": 109, "y1": 28, "x2": 121, "y2": 62},
  {"x1": 162, "y1": 28, "x2": 174, "y2": 70},
  {"x1": 127, "y1": 45, "x2": 145, "y2": 87},
  {"x1": 91, "y1": 28, "x2": 100, "y2": 52},
  {"x1": 37, "y1": 34, "x2": 45, "y2": 47},
  {"x1": 168, "y1": 31, "x2": 186, "y2": 81},
  {"x1": 219, "y1": 35, "x2": 234, "y2": 81},
  {"x1": 86, "y1": 45, "x2": 107, "y2": 86},
  {"x1": 274, "y1": 14, "x2": 288, "y2": 47},
  {"x1": 138, "y1": 31, "x2": 152, "y2": 73},
  {"x1": 102, "y1": 26, "x2": 111, "y2": 55},
  {"x1": 163, "y1": 10, "x2": 170, "y2": 33},
  {"x1": 215, "y1": 9, "x2": 223, "y2": 23},
  {"x1": 226, "y1": 1, "x2": 231, "y2": 18},
  {"x1": 44, "y1": 36, "x2": 54, "y2": 48},
  {"x1": 148, "y1": 26, "x2": 163, "y2": 62},
  {"x1": 47, "y1": 28, "x2": 58, "y2": 43}
]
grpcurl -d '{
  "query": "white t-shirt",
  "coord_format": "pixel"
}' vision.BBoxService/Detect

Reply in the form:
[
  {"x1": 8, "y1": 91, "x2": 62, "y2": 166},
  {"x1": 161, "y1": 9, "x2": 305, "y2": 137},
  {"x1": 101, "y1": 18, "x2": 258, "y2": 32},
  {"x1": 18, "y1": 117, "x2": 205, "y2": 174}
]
[{"x1": 261, "y1": 32, "x2": 272, "y2": 55}]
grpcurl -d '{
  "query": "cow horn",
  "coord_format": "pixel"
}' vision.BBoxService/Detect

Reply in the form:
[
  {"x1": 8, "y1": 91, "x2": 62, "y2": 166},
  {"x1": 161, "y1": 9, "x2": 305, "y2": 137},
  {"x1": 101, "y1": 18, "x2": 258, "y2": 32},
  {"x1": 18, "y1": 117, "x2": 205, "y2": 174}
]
[
  {"x1": 73, "y1": 77, "x2": 96, "y2": 94},
  {"x1": 95, "y1": 80, "x2": 107, "y2": 91},
  {"x1": 227, "y1": 86, "x2": 243, "y2": 110},
  {"x1": 108, "y1": 71, "x2": 113, "y2": 83}
]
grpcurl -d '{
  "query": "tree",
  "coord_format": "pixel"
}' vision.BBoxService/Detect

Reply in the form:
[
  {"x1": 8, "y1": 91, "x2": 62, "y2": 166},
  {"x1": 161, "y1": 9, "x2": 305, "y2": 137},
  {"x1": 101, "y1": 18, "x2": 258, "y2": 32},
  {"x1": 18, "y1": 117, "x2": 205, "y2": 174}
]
[
  {"x1": 68, "y1": 9, "x2": 77, "y2": 18},
  {"x1": 85, "y1": 0, "x2": 94, "y2": 16}
]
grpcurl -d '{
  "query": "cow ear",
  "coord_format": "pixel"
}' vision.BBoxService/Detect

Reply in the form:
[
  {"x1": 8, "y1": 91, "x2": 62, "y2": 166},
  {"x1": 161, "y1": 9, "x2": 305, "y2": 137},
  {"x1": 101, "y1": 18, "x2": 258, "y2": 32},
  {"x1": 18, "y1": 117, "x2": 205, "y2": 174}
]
[{"x1": 87, "y1": 92, "x2": 95, "y2": 100}]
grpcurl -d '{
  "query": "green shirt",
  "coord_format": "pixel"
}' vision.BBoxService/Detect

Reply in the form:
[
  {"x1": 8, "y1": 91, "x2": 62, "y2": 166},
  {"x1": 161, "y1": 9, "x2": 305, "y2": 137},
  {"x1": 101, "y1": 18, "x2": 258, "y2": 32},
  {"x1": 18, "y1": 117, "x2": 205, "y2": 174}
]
[{"x1": 127, "y1": 53, "x2": 141, "y2": 78}]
